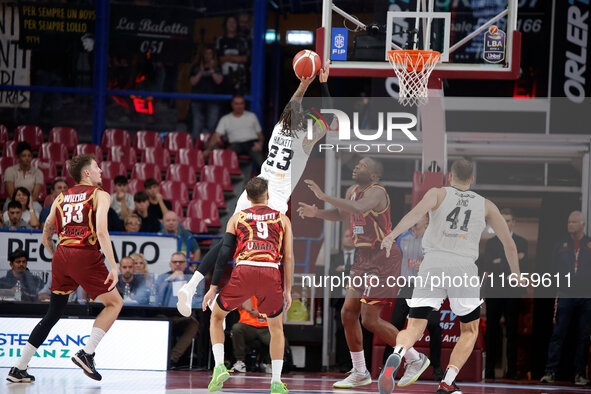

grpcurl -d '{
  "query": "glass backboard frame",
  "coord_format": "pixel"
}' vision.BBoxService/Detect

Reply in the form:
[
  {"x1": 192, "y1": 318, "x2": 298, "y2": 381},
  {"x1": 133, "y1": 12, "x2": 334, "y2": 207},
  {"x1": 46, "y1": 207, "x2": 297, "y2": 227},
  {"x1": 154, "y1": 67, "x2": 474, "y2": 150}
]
[{"x1": 317, "y1": 0, "x2": 521, "y2": 81}]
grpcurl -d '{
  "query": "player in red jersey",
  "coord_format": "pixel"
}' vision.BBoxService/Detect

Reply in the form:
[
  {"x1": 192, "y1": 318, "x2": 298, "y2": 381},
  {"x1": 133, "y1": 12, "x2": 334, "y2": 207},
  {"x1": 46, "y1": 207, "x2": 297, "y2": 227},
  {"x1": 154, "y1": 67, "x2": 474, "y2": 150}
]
[
  {"x1": 298, "y1": 157, "x2": 430, "y2": 389},
  {"x1": 202, "y1": 177, "x2": 292, "y2": 394},
  {"x1": 7, "y1": 155, "x2": 123, "y2": 384}
]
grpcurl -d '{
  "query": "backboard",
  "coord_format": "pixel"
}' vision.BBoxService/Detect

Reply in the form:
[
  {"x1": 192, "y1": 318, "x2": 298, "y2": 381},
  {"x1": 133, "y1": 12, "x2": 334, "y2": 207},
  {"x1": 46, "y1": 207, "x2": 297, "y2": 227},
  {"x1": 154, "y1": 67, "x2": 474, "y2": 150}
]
[{"x1": 317, "y1": 0, "x2": 521, "y2": 81}]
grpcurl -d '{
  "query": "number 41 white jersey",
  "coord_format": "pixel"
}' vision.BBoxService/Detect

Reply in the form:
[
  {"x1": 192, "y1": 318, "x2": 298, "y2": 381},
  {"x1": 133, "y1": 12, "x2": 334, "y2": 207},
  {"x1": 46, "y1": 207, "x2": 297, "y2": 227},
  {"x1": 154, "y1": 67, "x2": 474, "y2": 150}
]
[{"x1": 422, "y1": 187, "x2": 486, "y2": 260}]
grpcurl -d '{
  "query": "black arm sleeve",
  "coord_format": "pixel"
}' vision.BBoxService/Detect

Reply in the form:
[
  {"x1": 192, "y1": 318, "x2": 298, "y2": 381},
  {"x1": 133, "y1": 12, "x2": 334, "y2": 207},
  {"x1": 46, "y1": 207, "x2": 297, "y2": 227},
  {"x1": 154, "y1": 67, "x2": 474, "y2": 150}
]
[
  {"x1": 320, "y1": 82, "x2": 334, "y2": 124},
  {"x1": 211, "y1": 232, "x2": 237, "y2": 286}
]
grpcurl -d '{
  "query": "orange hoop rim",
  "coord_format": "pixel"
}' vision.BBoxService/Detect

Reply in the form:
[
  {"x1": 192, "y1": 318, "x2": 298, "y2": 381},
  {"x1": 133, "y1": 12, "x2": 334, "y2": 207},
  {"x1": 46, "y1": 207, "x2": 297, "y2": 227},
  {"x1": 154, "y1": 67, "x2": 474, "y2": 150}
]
[{"x1": 387, "y1": 49, "x2": 441, "y2": 65}]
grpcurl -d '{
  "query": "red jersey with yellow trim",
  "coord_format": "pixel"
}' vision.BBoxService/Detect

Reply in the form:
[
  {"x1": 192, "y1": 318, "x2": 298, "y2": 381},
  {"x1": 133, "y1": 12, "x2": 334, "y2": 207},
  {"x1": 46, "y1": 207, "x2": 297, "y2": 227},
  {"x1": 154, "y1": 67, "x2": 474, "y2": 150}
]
[
  {"x1": 55, "y1": 184, "x2": 101, "y2": 249},
  {"x1": 349, "y1": 182, "x2": 391, "y2": 248},
  {"x1": 234, "y1": 205, "x2": 285, "y2": 265}
]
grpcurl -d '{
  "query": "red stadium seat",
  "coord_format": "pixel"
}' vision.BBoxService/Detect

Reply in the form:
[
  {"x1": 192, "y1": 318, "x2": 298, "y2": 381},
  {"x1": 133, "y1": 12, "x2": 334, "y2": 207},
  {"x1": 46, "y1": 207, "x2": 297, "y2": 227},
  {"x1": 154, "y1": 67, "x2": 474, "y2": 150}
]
[
  {"x1": 107, "y1": 146, "x2": 137, "y2": 171},
  {"x1": 193, "y1": 182, "x2": 226, "y2": 209},
  {"x1": 39, "y1": 142, "x2": 69, "y2": 167},
  {"x1": 75, "y1": 144, "x2": 103, "y2": 163},
  {"x1": 134, "y1": 130, "x2": 162, "y2": 153},
  {"x1": 131, "y1": 162, "x2": 161, "y2": 182},
  {"x1": 199, "y1": 133, "x2": 225, "y2": 150},
  {"x1": 160, "y1": 180, "x2": 190, "y2": 206},
  {"x1": 127, "y1": 178, "x2": 144, "y2": 195},
  {"x1": 100, "y1": 160, "x2": 127, "y2": 180},
  {"x1": 165, "y1": 163, "x2": 197, "y2": 185},
  {"x1": 209, "y1": 149, "x2": 242, "y2": 176},
  {"x1": 172, "y1": 200, "x2": 184, "y2": 219},
  {"x1": 100, "y1": 178, "x2": 115, "y2": 194},
  {"x1": 31, "y1": 159, "x2": 58, "y2": 186},
  {"x1": 181, "y1": 217, "x2": 208, "y2": 234},
  {"x1": 141, "y1": 146, "x2": 171, "y2": 168},
  {"x1": 0, "y1": 156, "x2": 16, "y2": 175},
  {"x1": 176, "y1": 148, "x2": 205, "y2": 172},
  {"x1": 0, "y1": 124, "x2": 8, "y2": 145},
  {"x1": 14, "y1": 125, "x2": 44, "y2": 150},
  {"x1": 102, "y1": 128, "x2": 131, "y2": 149},
  {"x1": 49, "y1": 127, "x2": 78, "y2": 153},
  {"x1": 200, "y1": 165, "x2": 233, "y2": 192},
  {"x1": 61, "y1": 160, "x2": 76, "y2": 186},
  {"x1": 165, "y1": 132, "x2": 193, "y2": 156},
  {"x1": 194, "y1": 136, "x2": 204, "y2": 151},
  {"x1": 2, "y1": 140, "x2": 17, "y2": 159},
  {"x1": 187, "y1": 199, "x2": 221, "y2": 228}
]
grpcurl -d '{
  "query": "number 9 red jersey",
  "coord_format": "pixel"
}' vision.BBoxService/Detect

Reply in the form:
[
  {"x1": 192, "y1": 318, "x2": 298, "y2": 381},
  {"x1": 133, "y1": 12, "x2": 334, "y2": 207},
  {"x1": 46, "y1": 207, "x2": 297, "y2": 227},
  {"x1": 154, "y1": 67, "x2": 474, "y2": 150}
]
[
  {"x1": 234, "y1": 206, "x2": 286, "y2": 265},
  {"x1": 55, "y1": 185, "x2": 101, "y2": 249}
]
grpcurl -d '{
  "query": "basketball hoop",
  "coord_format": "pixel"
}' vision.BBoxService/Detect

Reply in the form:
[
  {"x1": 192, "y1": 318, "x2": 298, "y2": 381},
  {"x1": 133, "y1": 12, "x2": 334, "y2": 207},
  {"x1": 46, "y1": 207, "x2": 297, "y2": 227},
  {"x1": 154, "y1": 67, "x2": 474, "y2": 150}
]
[{"x1": 388, "y1": 50, "x2": 441, "y2": 107}]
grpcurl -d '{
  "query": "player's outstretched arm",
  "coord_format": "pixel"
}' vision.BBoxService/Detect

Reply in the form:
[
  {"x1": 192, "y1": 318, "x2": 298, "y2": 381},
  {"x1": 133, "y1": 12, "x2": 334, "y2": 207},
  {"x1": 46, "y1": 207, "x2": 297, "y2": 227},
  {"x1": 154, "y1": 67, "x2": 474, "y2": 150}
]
[
  {"x1": 281, "y1": 214, "x2": 294, "y2": 312},
  {"x1": 202, "y1": 214, "x2": 239, "y2": 310},
  {"x1": 96, "y1": 190, "x2": 119, "y2": 291},
  {"x1": 381, "y1": 188, "x2": 441, "y2": 257},
  {"x1": 41, "y1": 197, "x2": 61, "y2": 257},
  {"x1": 485, "y1": 199, "x2": 521, "y2": 277},
  {"x1": 304, "y1": 179, "x2": 384, "y2": 215}
]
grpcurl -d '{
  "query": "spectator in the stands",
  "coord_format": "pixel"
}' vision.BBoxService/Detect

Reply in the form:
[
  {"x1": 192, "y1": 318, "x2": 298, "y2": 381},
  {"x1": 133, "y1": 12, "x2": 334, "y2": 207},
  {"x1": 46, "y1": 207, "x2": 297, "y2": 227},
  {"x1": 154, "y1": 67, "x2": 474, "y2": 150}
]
[
  {"x1": 205, "y1": 95, "x2": 264, "y2": 170},
  {"x1": 130, "y1": 252, "x2": 149, "y2": 274},
  {"x1": 2, "y1": 141, "x2": 44, "y2": 202},
  {"x1": 216, "y1": 15, "x2": 249, "y2": 93},
  {"x1": 0, "y1": 249, "x2": 41, "y2": 301},
  {"x1": 238, "y1": 12, "x2": 253, "y2": 42},
  {"x1": 1, "y1": 201, "x2": 32, "y2": 230},
  {"x1": 116, "y1": 256, "x2": 149, "y2": 304},
  {"x1": 111, "y1": 175, "x2": 135, "y2": 220},
  {"x1": 39, "y1": 178, "x2": 68, "y2": 223},
  {"x1": 160, "y1": 211, "x2": 201, "y2": 261},
  {"x1": 133, "y1": 191, "x2": 161, "y2": 232},
  {"x1": 156, "y1": 252, "x2": 202, "y2": 369},
  {"x1": 144, "y1": 178, "x2": 172, "y2": 220},
  {"x1": 2, "y1": 187, "x2": 41, "y2": 228},
  {"x1": 43, "y1": 177, "x2": 68, "y2": 207},
  {"x1": 124, "y1": 213, "x2": 142, "y2": 233},
  {"x1": 190, "y1": 45, "x2": 223, "y2": 139}
]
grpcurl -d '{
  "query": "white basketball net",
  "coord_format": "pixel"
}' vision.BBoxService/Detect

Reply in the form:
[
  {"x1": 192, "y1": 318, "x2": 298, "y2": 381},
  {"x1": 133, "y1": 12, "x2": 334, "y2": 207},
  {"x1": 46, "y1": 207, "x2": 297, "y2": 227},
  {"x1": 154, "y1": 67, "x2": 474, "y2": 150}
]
[{"x1": 388, "y1": 50, "x2": 441, "y2": 107}]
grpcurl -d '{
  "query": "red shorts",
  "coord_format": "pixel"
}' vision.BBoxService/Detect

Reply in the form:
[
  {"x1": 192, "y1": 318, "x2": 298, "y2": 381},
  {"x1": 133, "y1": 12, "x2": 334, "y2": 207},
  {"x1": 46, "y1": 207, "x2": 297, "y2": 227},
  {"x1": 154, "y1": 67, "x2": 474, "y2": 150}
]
[
  {"x1": 348, "y1": 245, "x2": 402, "y2": 305},
  {"x1": 51, "y1": 246, "x2": 110, "y2": 299},
  {"x1": 218, "y1": 264, "x2": 284, "y2": 318}
]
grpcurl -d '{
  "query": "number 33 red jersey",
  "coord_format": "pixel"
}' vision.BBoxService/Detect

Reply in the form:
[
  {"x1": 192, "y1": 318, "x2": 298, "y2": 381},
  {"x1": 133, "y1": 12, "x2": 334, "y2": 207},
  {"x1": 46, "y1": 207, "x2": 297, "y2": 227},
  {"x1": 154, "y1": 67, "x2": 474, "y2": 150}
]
[{"x1": 55, "y1": 185, "x2": 101, "y2": 249}]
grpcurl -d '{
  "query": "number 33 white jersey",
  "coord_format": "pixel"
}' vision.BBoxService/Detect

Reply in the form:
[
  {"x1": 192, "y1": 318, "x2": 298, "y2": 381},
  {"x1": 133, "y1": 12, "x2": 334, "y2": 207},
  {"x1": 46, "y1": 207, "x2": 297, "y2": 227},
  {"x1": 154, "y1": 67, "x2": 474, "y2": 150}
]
[
  {"x1": 422, "y1": 187, "x2": 486, "y2": 260},
  {"x1": 235, "y1": 123, "x2": 309, "y2": 215}
]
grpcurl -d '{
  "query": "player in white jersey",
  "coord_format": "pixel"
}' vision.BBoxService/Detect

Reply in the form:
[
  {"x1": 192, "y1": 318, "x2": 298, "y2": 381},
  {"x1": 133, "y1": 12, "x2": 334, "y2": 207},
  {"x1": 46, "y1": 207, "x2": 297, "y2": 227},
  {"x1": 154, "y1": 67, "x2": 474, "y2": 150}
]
[
  {"x1": 176, "y1": 63, "x2": 333, "y2": 317},
  {"x1": 376, "y1": 159, "x2": 523, "y2": 394}
]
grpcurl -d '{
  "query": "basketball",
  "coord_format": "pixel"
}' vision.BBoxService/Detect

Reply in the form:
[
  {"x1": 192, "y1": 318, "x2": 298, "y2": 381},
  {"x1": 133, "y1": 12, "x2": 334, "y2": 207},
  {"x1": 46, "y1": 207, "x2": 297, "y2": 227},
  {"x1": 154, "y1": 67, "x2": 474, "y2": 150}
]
[{"x1": 292, "y1": 50, "x2": 322, "y2": 79}]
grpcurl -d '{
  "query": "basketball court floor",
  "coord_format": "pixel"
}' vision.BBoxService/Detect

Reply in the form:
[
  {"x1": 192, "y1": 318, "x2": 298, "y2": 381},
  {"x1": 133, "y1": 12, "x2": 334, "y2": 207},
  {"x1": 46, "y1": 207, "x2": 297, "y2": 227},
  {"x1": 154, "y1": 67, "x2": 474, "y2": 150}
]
[{"x1": 3, "y1": 367, "x2": 589, "y2": 393}]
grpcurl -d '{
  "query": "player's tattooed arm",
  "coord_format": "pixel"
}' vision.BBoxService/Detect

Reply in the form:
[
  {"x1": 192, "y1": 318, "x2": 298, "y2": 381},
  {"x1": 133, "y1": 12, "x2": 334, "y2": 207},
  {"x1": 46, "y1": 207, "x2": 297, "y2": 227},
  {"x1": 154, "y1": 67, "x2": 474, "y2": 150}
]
[{"x1": 41, "y1": 197, "x2": 60, "y2": 257}]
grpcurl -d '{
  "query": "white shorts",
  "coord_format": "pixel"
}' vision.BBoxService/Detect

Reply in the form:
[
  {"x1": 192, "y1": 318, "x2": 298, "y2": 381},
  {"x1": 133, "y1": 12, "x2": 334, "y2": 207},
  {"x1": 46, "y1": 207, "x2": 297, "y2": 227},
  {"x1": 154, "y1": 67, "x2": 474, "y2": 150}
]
[
  {"x1": 233, "y1": 175, "x2": 289, "y2": 215},
  {"x1": 408, "y1": 251, "x2": 483, "y2": 317}
]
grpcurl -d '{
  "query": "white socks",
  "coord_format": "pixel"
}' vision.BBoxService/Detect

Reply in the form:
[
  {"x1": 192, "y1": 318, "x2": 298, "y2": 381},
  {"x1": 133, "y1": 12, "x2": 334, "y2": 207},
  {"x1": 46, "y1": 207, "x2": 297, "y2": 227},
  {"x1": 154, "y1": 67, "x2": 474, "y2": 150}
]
[
  {"x1": 393, "y1": 346, "x2": 406, "y2": 358},
  {"x1": 15, "y1": 342, "x2": 37, "y2": 370},
  {"x1": 350, "y1": 350, "x2": 367, "y2": 373},
  {"x1": 83, "y1": 327, "x2": 106, "y2": 354},
  {"x1": 213, "y1": 343, "x2": 224, "y2": 367},
  {"x1": 442, "y1": 365, "x2": 459, "y2": 385},
  {"x1": 271, "y1": 360, "x2": 283, "y2": 383},
  {"x1": 404, "y1": 347, "x2": 420, "y2": 361},
  {"x1": 187, "y1": 271, "x2": 204, "y2": 293}
]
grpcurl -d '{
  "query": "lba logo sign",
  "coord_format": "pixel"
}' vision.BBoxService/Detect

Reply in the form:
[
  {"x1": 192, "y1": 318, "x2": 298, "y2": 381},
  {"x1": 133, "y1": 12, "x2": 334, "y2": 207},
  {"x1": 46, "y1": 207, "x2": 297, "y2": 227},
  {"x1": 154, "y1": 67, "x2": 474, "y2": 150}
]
[{"x1": 308, "y1": 109, "x2": 418, "y2": 152}]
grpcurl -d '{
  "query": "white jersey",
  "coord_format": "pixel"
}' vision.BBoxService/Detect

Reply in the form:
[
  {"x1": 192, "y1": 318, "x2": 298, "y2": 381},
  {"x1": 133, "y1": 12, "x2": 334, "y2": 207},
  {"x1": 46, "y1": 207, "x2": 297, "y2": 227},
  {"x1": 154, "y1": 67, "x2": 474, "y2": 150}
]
[
  {"x1": 234, "y1": 123, "x2": 310, "y2": 215},
  {"x1": 422, "y1": 187, "x2": 486, "y2": 260}
]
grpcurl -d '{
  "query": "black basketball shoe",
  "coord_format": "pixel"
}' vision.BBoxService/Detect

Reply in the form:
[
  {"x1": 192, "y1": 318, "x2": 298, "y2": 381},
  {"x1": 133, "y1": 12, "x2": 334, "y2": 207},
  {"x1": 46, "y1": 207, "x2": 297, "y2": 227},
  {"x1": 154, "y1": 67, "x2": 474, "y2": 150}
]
[
  {"x1": 436, "y1": 381, "x2": 462, "y2": 393},
  {"x1": 72, "y1": 350, "x2": 102, "y2": 381},
  {"x1": 7, "y1": 367, "x2": 35, "y2": 383}
]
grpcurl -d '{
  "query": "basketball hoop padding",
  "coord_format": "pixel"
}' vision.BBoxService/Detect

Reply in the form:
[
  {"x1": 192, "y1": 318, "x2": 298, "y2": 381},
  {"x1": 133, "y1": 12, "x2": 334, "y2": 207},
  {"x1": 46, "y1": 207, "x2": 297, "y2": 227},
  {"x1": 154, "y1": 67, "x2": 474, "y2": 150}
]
[{"x1": 388, "y1": 50, "x2": 441, "y2": 106}]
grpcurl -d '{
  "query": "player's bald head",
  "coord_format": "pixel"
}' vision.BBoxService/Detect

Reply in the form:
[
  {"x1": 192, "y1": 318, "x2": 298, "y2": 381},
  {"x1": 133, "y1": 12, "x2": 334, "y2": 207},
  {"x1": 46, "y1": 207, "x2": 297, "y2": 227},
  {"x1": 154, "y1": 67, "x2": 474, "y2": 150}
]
[{"x1": 366, "y1": 157, "x2": 383, "y2": 179}]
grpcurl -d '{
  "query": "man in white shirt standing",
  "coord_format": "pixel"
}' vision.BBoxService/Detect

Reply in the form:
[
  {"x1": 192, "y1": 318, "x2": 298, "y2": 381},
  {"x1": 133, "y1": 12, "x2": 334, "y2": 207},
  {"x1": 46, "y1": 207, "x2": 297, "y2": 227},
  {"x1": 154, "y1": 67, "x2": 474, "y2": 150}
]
[{"x1": 204, "y1": 94, "x2": 264, "y2": 170}]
